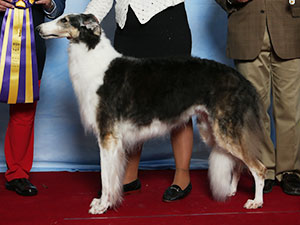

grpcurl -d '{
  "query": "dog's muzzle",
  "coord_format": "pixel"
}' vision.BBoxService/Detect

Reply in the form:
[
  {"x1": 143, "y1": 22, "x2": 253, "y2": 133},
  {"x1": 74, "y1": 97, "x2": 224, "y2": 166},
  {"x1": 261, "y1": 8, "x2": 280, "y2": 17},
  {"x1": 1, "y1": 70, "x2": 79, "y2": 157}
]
[{"x1": 36, "y1": 25, "x2": 60, "y2": 39}]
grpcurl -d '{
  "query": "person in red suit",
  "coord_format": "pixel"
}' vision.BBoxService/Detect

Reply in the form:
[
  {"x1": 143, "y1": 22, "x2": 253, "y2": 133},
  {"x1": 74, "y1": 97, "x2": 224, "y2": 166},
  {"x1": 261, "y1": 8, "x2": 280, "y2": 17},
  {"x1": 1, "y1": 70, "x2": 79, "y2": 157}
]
[{"x1": 0, "y1": 0, "x2": 65, "y2": 196}]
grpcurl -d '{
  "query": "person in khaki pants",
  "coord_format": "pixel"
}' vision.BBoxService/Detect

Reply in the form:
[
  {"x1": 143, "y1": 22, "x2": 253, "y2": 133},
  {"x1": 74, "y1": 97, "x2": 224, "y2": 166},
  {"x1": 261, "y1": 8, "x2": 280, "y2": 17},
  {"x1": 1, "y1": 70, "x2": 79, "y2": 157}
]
[{"x1": 215, "y1": 0, "x2": 300, "y2": 195}]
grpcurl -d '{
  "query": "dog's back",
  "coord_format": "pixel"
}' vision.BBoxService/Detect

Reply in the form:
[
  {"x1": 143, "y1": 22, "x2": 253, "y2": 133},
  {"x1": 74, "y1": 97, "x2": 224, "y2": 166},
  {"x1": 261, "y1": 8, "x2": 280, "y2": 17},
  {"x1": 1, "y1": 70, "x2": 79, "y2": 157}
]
[{"x1": 98, "y1": 56, "x2": 261, "y2": 140}]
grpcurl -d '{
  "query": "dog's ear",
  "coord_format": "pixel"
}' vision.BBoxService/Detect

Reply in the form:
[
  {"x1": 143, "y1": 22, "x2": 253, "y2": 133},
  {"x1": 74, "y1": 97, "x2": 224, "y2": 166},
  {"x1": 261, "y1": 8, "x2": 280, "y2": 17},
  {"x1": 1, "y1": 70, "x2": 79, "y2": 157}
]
[{"x1": 81, "y1": 14, "x2": 101, "y2": 36}]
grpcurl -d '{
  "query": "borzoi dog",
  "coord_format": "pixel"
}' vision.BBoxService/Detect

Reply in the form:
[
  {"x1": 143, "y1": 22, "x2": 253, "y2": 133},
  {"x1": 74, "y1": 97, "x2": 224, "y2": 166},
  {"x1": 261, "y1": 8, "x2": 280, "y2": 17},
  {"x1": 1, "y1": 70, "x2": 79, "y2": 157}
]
[{"x1": 37, "y1": 14, "x2": 267, "y2": 214}]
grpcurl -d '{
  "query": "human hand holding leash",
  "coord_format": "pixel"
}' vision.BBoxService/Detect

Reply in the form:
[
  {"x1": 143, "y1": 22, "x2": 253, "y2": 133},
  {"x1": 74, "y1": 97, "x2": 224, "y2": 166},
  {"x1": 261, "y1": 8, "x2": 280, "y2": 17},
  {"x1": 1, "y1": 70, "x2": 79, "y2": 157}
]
[{"x1": 0, "y1": 0, "x2": 14, "y2": 12}]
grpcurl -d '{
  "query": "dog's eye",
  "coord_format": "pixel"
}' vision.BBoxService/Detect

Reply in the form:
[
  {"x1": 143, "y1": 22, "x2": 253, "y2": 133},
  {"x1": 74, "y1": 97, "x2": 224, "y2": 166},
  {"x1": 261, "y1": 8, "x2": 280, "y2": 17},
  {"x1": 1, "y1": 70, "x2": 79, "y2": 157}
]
[{"x1": 60, "y1": 18, "x2": 68, "y2": 23}]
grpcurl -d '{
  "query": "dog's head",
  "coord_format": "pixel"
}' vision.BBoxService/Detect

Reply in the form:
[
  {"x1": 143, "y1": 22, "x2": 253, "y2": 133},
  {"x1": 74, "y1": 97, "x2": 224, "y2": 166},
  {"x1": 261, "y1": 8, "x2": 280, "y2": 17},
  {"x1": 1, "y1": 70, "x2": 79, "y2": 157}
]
[{"x1": 37, "y1": 14, "x2": 101, "y2": 49}]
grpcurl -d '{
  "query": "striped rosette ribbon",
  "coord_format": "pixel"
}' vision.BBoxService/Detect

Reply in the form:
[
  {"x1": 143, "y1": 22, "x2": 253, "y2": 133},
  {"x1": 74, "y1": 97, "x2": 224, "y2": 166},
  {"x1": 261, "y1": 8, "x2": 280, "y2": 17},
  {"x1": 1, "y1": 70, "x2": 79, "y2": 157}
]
[{"x1": 0, "y1": 0, "x2": 39, "y2": 104}]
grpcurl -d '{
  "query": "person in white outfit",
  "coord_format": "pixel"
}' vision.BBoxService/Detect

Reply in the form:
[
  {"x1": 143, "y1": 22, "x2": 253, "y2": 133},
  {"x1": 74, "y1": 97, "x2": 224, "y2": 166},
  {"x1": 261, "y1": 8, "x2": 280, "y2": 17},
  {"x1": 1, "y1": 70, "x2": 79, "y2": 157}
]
[{"x1": 85, "y1": 0, "x2": 193, "y2": 202}]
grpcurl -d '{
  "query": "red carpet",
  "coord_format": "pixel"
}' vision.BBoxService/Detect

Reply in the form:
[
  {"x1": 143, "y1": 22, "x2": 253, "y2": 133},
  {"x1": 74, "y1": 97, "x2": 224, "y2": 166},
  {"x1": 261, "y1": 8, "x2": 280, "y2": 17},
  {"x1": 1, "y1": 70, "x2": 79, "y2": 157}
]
[{"x1": 0, "y1": 170, "x2": 300, "y2": 225}]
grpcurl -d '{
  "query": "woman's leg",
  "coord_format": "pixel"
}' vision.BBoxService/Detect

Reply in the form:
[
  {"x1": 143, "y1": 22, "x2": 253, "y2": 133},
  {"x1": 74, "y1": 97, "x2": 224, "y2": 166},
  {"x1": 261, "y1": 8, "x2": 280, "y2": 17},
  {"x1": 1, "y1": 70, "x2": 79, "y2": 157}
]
[
  {"x1": 123, "y1": 145, "x2": 142, "y2": 185},
  {"x1": 170, "y1": 119, "x2": 193, "y2": 189}
]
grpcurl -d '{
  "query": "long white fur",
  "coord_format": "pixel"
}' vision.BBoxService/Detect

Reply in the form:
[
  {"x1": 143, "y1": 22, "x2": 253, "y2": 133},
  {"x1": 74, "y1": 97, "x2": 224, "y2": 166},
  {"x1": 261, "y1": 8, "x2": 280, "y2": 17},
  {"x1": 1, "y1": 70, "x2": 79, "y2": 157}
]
[
  {"x1": 89, "y1": 136, "x2": 126, "y2": 214},
  {"x1": 118, "y1": 105, "x2": 208, "y2": 149}
]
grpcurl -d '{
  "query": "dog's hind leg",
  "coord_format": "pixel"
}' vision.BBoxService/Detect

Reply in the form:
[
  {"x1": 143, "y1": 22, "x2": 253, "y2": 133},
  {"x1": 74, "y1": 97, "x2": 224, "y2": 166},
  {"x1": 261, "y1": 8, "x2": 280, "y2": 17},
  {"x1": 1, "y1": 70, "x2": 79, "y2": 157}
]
[
  {"x1": 212, "y1": 122, "x2": 266, "y2": 209},
  {"x1": 229, "y1": 162, "x2": 243, "y2": 197},
  {"x1": 196, "y1": 111, "x2": 215, "y2": 147},
  {"x1": 89, "y1": 133, "x2": 126, "y2": 214},
  {"x1": 243, "y1": 167, "x2": 264, "y2": 209},
  {"x1": 236, "y1": 127, "x2": 266, "y2": 209},
  {"x1": 196, "y1": 112, "x2": 236, "y2": 200}
]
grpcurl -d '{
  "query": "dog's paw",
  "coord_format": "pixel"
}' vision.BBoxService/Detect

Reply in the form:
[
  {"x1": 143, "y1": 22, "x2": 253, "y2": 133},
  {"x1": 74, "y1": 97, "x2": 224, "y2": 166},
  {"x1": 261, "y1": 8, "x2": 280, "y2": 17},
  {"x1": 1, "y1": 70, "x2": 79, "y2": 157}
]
[
  {"x1": 243, "y1": 199, "x2": 263, "y2": 209},
  {"x1": 89, "y1": 198, "x2": 110, "y2": 214},
  {"x1": 90, "y1": 198, "x2": 101, "y2": 207},
  {"x1": 89, "y1": 205, "x2": 107, "y2": 214}
]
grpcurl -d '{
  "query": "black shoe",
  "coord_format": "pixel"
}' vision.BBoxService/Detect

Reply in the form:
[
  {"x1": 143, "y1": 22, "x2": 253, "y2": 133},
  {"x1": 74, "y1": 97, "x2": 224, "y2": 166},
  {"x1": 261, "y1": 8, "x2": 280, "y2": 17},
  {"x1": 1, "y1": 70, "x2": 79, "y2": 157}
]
[
  {"x1": 281, "y1": 173, "x2": 300, "y2": 196},
  {"x1": 6, "y1": 178, "x2": 38, "y2": 196},
  {"x1": 252, "y1": 179, "x2": 276, "y2": 194},
  {"x1": 263, "y1": 179, "x2": 276, "y2": 194},
  {"x1": 123, "y1": 178, "x2": 141, "y2": 194},
  {"x1": 98, "y1": 178, "x2": 141, "y2": 197},
  {"x1": 162, "y1": 183, "x2": 192, "y2": 202}
]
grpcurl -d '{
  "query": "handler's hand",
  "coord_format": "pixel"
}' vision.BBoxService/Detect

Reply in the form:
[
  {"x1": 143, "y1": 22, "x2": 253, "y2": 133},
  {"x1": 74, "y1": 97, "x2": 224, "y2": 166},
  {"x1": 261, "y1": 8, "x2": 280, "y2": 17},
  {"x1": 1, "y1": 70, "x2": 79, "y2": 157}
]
[
  {"x1": 35, "y1": 0, "x2": 54, "y2": 12},
  {"x1": 0, "y1": 0, "x2": 14, "y2": 12}
]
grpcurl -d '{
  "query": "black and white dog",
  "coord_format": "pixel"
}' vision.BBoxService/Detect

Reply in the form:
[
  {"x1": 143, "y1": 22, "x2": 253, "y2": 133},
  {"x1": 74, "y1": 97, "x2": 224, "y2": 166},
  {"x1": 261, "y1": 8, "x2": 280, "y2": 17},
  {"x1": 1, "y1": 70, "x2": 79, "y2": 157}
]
[{"x1": 38, "y1": 14, "x2": 267, "y2": 214}]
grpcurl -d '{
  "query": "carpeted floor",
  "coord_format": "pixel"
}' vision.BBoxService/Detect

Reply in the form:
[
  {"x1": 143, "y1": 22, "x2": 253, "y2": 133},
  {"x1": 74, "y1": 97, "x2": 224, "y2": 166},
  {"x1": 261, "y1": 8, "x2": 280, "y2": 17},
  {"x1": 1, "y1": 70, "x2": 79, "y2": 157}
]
[{"x1": 0, "y1": 170, "x2": 299, "y2": 225}]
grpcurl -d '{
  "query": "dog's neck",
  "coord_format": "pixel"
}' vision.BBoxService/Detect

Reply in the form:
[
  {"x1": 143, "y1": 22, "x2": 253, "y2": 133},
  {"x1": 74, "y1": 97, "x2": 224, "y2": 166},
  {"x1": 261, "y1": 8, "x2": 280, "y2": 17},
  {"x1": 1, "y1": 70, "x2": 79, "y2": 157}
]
[
  {"x1": 67, "y1": 31, "x2": 121, "y2": 134},
  {"x1": 70, "y1": 28, "x2": 100, "y2": 50},
  {"x1": 68, "y1": 31, "x2": 121, "y2": 80}
]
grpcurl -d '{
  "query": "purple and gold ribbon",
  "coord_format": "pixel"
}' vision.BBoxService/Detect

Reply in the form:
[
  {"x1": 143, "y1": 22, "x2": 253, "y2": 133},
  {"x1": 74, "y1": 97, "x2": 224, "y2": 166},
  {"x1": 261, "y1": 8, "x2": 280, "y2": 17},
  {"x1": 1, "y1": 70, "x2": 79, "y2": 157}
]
[{"x1": 0, "y1": 0, "x2": 39, "y2": 104}]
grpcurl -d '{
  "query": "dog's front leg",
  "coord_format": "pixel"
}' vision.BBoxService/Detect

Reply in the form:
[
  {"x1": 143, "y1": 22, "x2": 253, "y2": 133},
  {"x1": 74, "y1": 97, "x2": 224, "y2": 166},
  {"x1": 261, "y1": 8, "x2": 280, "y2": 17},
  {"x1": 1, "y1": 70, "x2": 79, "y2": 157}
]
[{"x1": 89, "y1": 134, "x2": 126, "y2": 214}]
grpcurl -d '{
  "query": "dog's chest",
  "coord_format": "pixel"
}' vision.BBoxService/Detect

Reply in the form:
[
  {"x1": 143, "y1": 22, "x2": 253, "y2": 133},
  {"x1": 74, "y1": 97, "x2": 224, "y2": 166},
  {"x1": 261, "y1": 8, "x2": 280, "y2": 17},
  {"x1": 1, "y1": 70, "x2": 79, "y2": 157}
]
[{"x1": 67, "y1": 45, "x2": 104, "y2": 133}]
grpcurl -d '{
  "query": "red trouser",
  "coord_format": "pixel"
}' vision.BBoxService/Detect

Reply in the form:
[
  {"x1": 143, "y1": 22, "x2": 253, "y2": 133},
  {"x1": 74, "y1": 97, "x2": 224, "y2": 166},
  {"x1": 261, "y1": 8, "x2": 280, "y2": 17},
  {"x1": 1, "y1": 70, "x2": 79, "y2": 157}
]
[{"x1": 4, "y1": 101, "x2": 38, "y2": 182}]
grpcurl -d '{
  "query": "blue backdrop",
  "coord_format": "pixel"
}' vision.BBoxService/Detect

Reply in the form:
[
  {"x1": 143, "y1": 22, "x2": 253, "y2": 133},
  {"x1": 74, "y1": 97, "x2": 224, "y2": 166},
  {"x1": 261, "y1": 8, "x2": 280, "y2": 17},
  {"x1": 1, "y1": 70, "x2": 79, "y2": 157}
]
[{"x1": 0, "y1": 0, "x2": 232, "y2": 172}]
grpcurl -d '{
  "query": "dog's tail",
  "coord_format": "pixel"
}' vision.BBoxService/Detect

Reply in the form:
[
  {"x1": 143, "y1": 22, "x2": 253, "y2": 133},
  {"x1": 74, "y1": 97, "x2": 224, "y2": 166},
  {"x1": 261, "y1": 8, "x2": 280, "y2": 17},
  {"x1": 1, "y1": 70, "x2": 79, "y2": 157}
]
[{"x1": 208, "y1": 147, "x2": 236, "y2": 201}]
